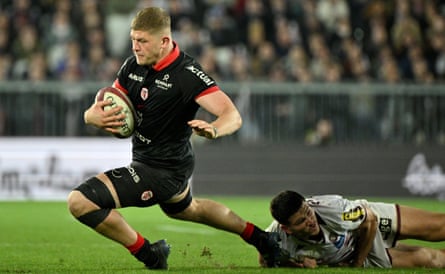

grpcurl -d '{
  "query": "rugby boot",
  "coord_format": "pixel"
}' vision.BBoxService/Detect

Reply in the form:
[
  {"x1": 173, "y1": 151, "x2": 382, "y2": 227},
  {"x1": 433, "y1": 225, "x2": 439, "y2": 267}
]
[{"x1": 134, "y1": 239, "x2": 170, "y2": 269}]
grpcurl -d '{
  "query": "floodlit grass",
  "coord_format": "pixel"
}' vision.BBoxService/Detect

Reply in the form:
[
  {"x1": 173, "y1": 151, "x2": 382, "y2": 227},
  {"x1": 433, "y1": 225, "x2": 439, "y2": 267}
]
[{"x1": 1, "y1": 196, "x2": 445, "y2": 273}]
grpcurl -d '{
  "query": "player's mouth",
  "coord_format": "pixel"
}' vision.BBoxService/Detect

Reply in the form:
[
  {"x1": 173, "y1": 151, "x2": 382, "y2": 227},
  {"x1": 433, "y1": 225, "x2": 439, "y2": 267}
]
[{"x1": 308, "y1": 224, "x2": 319, "y2": 234}]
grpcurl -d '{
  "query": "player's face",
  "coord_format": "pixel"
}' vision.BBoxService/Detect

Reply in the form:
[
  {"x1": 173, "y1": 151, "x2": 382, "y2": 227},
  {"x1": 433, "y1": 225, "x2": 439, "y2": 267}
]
[
  {"x1": 282, "y1": 202, "x2": 320, "y2": 238},
  {"x1": 130, "y1": 30, "x2": 163, "y2": 66}
]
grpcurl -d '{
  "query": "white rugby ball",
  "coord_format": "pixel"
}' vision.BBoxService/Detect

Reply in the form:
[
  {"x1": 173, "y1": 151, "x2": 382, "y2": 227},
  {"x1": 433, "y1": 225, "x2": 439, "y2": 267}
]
[{"x1": 95, "y1": 86, "x2": 135, "y2": 138}]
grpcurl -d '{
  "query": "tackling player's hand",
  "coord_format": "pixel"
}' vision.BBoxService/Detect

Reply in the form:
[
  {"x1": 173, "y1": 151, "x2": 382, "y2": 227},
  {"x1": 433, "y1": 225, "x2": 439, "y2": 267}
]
[
  {"x1": 259, "y1": 253, "x2": 317, "y2": 268},
  {"x1": 279, "y1": 256, "x2": 317, "y2": 268},
  {"x1": 188, "y1": 119, "x2": 218, "y2": 139}
]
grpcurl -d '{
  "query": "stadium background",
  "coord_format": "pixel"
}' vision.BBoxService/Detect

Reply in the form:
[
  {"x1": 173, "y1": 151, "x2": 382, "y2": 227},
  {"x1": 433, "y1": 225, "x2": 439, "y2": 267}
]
[{"x1": 0, "y1": 0, "x2": 445, "y2": 199}]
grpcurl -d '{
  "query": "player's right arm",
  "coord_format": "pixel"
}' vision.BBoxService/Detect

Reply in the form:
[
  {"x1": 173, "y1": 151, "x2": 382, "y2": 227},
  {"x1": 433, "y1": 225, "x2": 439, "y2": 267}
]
[
  {"x1": 350, "y1": 205, "x2": 377, "y2": 267},
  {"x1": 190, "y1": 89, "x2": 242, "y2": 139},
  {"x1": 84, "y1": 99, "x2": 125, "y2": 134}
]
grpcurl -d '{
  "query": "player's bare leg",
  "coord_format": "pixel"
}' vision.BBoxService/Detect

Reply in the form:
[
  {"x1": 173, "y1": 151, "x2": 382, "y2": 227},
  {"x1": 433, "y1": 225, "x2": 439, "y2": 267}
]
[
  {"x1": 398, "y1": 205, "x2": 445, "y2": 241},
  {"x1": 67, "y1": 174, "x2": 169, "y2": 269},
  {"x1": 164, "y1": 185, "x2": 246, "y2": 233},
  {"x1": 165, "y1": 185, "x2": 284, "y2": 266},
  {"x1": 68, "y1": 191, "x2": 137, "y2": 245},
  {"x1": 390, "y1": 243, "x2": 445, "y2": 268},
  {"x1": 67, "y1": 174, "x2": 137, "y2": 245}
]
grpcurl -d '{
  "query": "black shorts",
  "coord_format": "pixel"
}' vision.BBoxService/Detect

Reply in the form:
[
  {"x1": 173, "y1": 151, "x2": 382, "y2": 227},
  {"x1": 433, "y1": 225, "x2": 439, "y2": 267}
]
[{"x1": 105, "y1": 161, "x2": 192, "y2": 208}]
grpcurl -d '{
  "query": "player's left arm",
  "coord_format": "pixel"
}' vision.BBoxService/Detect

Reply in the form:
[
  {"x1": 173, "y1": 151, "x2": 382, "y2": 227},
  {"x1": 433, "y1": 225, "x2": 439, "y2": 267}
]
[
  {"x1": 189, "y1": 89, "x2": 242, "y2": 139},
  {"x1": 351, "y1": 205, "x2": 378, "y2": 267}
]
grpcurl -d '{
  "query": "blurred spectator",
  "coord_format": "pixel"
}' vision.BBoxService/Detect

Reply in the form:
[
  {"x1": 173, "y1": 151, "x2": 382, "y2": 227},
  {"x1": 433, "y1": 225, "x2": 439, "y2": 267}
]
[
  {"x1": 250, "y1": 40, "x2": 277, "y2": 79},
  {"x1": 286, "y1": 44, "x2": 312, "y2": 82},
  {"x1": 198, "y1": 45, "x2": 223, "y2": 81},
  {"x1": 0, "y1": 11, "x2": 11, "y2": 55},
  {"x1": 26, "y1": 51, "x2": 51, "y2": 81},
  {"x1": 316, "y1": 0, "x2": 349, "y2": 35},
  {"x1": 0, "y1": 54, "x2": 11, "y2": 80},
  {"x1": 11, "y1": 24, "x2": 41, "y2": 79},
  {"x1": 0, "y1": 0, "x2": 445, "y2": 83}
]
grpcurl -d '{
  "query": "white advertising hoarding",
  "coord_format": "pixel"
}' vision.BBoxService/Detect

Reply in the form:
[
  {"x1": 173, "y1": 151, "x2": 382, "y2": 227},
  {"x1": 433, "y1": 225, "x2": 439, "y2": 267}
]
[{"x1": 0, "y1": 137, "x2": 132, "y2": 200}]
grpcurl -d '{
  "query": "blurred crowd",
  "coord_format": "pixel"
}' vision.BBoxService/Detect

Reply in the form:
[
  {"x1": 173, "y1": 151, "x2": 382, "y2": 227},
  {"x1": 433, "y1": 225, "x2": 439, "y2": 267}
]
[{"x1": 1, "y1": 0, "x2": 445, "y2": 83}]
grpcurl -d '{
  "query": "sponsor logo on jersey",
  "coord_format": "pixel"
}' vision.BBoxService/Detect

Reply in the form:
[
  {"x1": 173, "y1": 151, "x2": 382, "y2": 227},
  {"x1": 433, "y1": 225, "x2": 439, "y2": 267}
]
[
  {"x1": 342, "y1": 206, "x2": 365, "y2": 221},
  {"x1": 126, "y1": 165, "x2": 140, "y2": 183},
  {"x1": 379, "y1": 218, "x2": 392, "y2": 240},
  {"x1": 155, "y1": 74, "x2": 172, "y2": 90},
  {"x1": 185, "y1": 65, "x2": 215, "y2": 86},
  {"x1": 111, "y1": 168, "x2": 123, "y2": 178},
  {"x1": 129, "y1": 73, "x2": 144, "y2": 82},
  {"x1": 134, "y1": 130, "x2": 151, "y2": 145}
]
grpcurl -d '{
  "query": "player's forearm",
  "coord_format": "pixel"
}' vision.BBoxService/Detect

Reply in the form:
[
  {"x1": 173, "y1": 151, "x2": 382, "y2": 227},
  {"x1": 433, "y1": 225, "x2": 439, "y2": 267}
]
[
  {"x1": 211, "y1": 109, "x2": 242, "y2": 138},
  {"x1": 352, "y1": 209, "x2": 377, "y2": 267}
]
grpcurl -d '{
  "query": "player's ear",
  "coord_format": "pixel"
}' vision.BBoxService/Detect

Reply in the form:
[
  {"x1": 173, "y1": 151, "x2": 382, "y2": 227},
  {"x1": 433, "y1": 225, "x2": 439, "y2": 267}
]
[{"x1": 161, "y1": 36, "x2": 170, "y2": 46}]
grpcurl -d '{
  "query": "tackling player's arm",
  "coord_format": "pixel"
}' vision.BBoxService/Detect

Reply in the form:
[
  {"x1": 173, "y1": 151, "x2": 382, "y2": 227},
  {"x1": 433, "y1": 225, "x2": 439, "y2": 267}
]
[
  {"x1": 189, "y1": 89, "x2": 242, "y2": 139},
  {"x1": 351, "y1": 205, "x2": 378, "y2": 267}
]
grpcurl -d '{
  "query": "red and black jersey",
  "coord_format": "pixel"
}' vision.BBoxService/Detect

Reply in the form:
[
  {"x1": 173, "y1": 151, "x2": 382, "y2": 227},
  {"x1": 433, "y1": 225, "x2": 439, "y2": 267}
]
[{"x1": 113, "y1": 43, "x2": 219, "y2": 168}]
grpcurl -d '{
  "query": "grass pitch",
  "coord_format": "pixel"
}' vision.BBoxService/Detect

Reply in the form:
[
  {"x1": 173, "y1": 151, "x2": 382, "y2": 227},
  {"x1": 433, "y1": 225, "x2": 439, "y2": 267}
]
[{"x1": 1, "y1": 196, "x2": 445, "y2": 273}]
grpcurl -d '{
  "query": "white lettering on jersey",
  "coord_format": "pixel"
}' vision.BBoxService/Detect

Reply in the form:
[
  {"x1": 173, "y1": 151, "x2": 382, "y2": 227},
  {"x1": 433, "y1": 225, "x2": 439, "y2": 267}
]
[
  {"x1": 185, "y1": 65, "x2": 215, "y2": 86},
  {"x1": 129, "y1": 73, "x2": 144, "y2": 82},
  {"x1": 134, "y1": 130, "x2": 151, "y2": 145},
  {"x1": 155, "y1": 79, "x2": 172, "y2": 89},
  {"x1": 125, "y1": 165, "x2": 140, "y2": 183},
  {"x1": 154, "y1": 74, "x2": 172, "y2": 90}
]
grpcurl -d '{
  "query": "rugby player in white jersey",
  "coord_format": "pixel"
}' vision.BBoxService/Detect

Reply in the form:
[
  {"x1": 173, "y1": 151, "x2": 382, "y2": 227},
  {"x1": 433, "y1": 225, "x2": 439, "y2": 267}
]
[{"x1": 261, "y1": 190, "x2": 445, "y2": 268}]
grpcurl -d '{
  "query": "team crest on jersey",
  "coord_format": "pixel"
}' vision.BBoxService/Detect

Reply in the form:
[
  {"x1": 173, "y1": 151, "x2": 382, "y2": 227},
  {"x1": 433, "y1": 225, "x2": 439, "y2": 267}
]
[
  {"x1": 140, "y1": 88, "x2": 149, "y2": 100},
  {"x1": 141, "y1": 190, "x2": 153, "y2": 201},
  {"x1": 329, "y1": 233, "x2": 345, "y2": 249}
]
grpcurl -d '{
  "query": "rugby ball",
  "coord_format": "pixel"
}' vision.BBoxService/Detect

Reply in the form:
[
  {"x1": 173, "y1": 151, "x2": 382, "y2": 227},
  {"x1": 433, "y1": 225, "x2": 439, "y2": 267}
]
[{"x1": 95, "y1": 86, "x2": 135, "y2": 138}]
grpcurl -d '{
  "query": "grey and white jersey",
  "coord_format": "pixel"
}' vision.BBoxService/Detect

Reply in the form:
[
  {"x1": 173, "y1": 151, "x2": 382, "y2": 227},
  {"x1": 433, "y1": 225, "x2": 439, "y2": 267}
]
[{"x1": 267, "y1": 195, "x2": 398, "y2": 268}]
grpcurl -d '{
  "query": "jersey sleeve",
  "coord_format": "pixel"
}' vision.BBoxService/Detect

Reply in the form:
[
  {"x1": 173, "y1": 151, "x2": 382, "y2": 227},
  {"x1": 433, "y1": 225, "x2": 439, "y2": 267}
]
[
  {"x1": 180, "y1": 61, "x2": 220, "y2": 101},
  {"x1": 113, "y1": 56, "x2": 134, "y2": 94},
  {"x1": 309, "y1": 195, "x2": 367, "y2": 232}
]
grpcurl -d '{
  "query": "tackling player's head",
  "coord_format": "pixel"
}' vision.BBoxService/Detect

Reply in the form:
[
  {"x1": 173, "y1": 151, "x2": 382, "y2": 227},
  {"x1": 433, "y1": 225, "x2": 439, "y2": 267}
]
[
  {"x1": 130, "y1": 7, "x2": 173, "y2": 66},
  {"x1": 270, "y1": 190, "x2": 305, "y2": 225},
  {"x1": 270, "y1": 191, "x2": 319, "y2": 237}
]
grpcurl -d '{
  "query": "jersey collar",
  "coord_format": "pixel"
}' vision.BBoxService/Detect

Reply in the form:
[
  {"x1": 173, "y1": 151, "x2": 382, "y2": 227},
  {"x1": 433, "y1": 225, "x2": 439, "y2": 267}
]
[{"x1": 152, "y1": 41, "x2": 180, "y2": 71}]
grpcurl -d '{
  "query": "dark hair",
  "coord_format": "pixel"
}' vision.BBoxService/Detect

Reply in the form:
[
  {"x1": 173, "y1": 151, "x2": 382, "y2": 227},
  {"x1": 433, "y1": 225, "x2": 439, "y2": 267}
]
[{"x1": 270, "y1": 190, "x2": 305, "y2": 225}]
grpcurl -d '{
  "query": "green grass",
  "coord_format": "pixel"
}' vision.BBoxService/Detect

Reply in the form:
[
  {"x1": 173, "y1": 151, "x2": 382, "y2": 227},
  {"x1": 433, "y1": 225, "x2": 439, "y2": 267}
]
[{"x1": 1, "y1": 196, "x2": 445, "y2": 273}]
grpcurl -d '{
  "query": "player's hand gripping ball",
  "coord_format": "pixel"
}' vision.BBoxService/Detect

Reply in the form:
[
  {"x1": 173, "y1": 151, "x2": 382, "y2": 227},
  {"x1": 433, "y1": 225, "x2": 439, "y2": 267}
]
[{"x1": 95, "y1": 86, "x2": 135, "y2": 138}]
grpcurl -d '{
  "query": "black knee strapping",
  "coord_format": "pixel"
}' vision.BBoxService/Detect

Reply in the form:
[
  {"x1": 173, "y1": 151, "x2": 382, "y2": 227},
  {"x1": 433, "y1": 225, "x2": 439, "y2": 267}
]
[
  {"x1": 160, "y1": 189, "x2": 192, "y2": 214},
  {"x1": 77, "y1": 208, "x2": 111, "y2": 228},
  {"x1": 74, "y1": 177, "x2": 116, "y2": 208}
]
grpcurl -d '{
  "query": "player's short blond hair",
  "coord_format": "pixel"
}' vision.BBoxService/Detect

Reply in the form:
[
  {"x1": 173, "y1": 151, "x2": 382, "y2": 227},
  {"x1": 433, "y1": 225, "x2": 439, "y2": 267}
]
[{"x1": 131, "y1": 7, "x2": 171, "y2": 34}]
